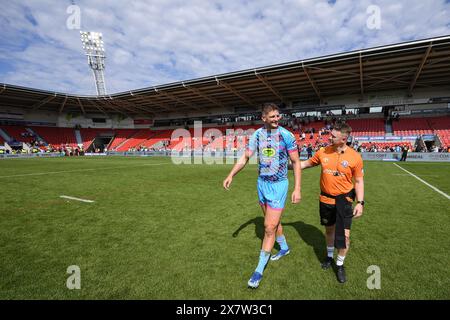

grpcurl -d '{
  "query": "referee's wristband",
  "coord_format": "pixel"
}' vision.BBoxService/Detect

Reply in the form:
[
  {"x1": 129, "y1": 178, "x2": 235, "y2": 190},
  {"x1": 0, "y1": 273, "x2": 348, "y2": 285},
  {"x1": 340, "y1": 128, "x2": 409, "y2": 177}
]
[{"x1": 356, "y1": 200, "x2": 365, "y2": 206}]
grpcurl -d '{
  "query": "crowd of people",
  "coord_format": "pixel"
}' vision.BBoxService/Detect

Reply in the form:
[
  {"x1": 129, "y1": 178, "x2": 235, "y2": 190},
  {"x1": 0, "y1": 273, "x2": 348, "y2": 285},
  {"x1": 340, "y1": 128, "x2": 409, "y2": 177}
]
[
  {"x1": 354, "y1": 142, "x2": 449, "y2": 153},
  {"x1": 127, "y1": 146, "x2": 169, "y2": 152},
  {"x1": 125, "y1": 132, "x2": 448, "y2": 155},
  {"x1": 356, "y1": 143, "x2": 411, "y2": 153},
  {"x1": 0, "y1": 142, "x2": 85, "y2": 156},
  {"x1": 127, "y1": 140, "x2": 170, "y2": 152},
  {"x1": 2, "y1": 117, "x2": 448, "y2": 155}
]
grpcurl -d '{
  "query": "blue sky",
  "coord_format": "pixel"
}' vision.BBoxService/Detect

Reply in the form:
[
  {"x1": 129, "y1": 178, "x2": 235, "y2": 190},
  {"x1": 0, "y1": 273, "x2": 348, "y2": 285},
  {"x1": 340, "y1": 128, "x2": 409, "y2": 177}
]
[{"x1": 0, "y1": 0, "x2": 449, "y2": 95}]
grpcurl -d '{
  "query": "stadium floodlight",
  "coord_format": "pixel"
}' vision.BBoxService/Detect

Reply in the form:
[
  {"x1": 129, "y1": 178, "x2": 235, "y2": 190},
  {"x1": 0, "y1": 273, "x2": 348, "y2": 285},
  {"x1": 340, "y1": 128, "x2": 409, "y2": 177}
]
[{"x1": 80, "y1": 31, "x2": 107, "y2": 96}]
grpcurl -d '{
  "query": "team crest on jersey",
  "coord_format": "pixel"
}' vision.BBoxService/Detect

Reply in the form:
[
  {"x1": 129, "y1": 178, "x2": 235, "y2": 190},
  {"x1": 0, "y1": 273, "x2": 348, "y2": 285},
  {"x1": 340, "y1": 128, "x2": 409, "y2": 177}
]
[
  {"x1": 341, "y1": 160, "x2": 349, "y2": 168},
  {"x1": 323, "y1": 157, "x2": 329, "y2": 163},
  {"x1": 262, "y1": 148, "x2": 276, "y2": 157}
]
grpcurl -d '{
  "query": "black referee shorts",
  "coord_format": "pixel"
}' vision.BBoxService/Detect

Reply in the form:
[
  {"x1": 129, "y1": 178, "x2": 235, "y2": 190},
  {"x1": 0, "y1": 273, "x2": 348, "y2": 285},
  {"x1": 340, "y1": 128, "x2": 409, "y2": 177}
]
[{"x1": 319, "y1": 201, "x2": 353, "y2": 229}]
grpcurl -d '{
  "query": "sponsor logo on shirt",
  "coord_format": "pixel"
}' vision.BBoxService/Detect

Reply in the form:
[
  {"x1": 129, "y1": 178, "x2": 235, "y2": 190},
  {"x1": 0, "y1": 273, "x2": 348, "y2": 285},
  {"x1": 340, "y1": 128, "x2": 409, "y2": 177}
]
[{"x1": 262, "y1": 148, "x2": 276, "y2": 157}]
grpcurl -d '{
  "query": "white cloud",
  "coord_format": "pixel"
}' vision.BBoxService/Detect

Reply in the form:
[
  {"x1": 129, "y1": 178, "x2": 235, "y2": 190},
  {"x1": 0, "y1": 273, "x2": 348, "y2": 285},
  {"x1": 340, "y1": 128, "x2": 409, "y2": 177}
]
[
  {"x1": 113, "y1": 49, "x2": 132, "y2": 65},
  {"x1": 0, "y1": 0, "x2": 449, "y2": 95}
]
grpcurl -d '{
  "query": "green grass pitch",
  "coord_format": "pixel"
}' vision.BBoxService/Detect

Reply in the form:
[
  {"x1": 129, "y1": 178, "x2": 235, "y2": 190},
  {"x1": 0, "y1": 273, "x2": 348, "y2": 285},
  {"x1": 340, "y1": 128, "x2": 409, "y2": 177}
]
[{"x1": 0, "y1": 156, "x2": 449, "y2": 299}]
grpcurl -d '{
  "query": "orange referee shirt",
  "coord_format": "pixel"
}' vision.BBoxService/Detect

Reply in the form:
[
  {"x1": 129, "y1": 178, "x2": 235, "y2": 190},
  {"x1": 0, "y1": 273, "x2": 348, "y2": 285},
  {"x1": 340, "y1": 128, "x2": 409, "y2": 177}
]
[{"x1": 309, "y1": 145, "x2": 364, "y2": 205}]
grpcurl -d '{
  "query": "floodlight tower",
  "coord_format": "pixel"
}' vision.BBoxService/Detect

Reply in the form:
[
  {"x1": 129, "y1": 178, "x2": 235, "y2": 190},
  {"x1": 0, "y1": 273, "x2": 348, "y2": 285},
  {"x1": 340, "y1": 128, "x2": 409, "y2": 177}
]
[{"x1": 80, "y1": 31, "x2": 107, "y2": 96}]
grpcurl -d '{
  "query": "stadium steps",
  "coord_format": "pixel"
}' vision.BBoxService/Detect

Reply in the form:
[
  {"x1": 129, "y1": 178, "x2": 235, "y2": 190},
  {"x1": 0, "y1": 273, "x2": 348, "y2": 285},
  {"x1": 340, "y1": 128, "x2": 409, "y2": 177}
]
[
  {"x1": 108, "y1": 129, "x2": 139, "y2": 150},
  {"x1": 139, "y1": 129, "x2": 173, "y2": 149},
  {"x1": 0, "y1": 128, "x2": 11, "y2": 142},
  {"x1": 116, "y1": 129, "x2": 154, "y2": 151},
  {"x1": 26, "y1": 127, "x2": 47, "y2": 145},
  {"x1": 385, "y1": 119, "x2": 393, "y2": 134},
  {"x1": 113, "y1": 138, "x2": 129, "y2": 151},
  {"x1": 74, "y1": 130, "x2": 83, "y2": 145},
  {"x1": 112, "y1": 131, "x2": 136, "y2": 151},
  {"x1": 150, "y1": 140, "x2": 165, "y2": 149}
]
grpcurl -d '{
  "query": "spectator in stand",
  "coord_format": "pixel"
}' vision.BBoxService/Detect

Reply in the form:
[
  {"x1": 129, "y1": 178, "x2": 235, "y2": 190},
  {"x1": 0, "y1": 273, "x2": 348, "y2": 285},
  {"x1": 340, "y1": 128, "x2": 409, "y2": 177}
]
[
  {"x1": 307, "y1": 144, "x2": 313, "y2": 159},
  {"x1": 300, "y1": 144, "x2": 307, "y2": 153},
  {"x1": 400, "y1": 145, "x2": 408, "y2": 161}
]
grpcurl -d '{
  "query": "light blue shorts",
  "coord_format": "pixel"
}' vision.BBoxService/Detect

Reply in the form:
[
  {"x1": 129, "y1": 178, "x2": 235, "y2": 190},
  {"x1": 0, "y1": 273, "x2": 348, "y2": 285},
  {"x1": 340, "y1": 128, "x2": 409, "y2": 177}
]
[{"x1": 257, "y1": 178, "x2": 288, "y2": 211}]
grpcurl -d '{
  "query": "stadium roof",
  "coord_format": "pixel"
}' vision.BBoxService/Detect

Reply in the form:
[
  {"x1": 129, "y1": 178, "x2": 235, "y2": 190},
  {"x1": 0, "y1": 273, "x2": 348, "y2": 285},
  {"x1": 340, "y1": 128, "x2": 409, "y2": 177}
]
[{"x1": 1, "y1": 35, "x2": 450, "y2": 118}]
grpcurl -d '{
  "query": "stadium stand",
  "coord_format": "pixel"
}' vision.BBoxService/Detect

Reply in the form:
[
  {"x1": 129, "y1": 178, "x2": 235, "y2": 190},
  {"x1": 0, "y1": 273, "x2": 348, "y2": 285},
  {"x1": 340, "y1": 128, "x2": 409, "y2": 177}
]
[
  {"x1": 79, "y1": 128, "x2": 104, "y2": 149},
  {"x1": 427, "y1": 116, "x2": 450, "y2": 130},
  {"x1": 0, "y1": 36, "x2": 448, "y2": 158},
  {"x1": 31, "y1": 126, "x2": 78, "y2": 147},
  {"x1": 0, "y1": 125, "x2": 35, "y2": 143},
  {"x1": 428, "y1": 117, "x2": 450, "y2": 148},
  {"x1": 107, "y1": 129, "x2": 140, "y2": 150},
  {"x1": 346, "y1": 118, "x2": 386, "y2": 136},
  {"x1": 138, "y1": 129, "x2": 172, "y2": 149},
  {"x1": 392, "y1": 116, "x2": 450, "y2": 136},
  {"x1": 435, "y1": 129, "x2": 450, "y2": 148},
  {"x1": 393, "y1": 117, "x2": 433, "y2": 135},
  {"x1": 1, "y1": 115, "x2": 449, "y2": 152},
  {"x1": 115, "y1": 129, "x2": 155, "y2": 151},
  {"x1": 359, "y1": 142, "x2": 413, "y2": 151},
  {"x1": 390, "y1": 116, "x2": 450, "y2": 149}
]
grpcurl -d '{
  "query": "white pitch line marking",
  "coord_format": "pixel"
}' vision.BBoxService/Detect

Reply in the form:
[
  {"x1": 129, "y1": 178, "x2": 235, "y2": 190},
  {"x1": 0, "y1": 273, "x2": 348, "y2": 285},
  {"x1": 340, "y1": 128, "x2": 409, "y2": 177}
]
[
  {"x1": 60, "y1": 195, "x2": 95, "y2": 203},
  {"x1": 392, "y1": 173, "x2": 438, "y2": 177},
  {"x1": 0, "y1": 162, "x2": 170, "y2": 179},
  {"x1": 393, "y1": 163, "x2": 450, "y2": 200}
]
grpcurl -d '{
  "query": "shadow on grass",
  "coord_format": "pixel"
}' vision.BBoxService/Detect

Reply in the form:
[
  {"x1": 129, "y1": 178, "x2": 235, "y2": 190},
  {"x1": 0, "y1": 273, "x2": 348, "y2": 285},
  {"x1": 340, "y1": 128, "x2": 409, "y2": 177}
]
[
  {"x1": 232, "y1": 216, "x2": 267, "y2": 245},
  {"x1": 232, "y1": 217, "x2": 326, "y2": 263},
  {"x1": 284, "y1": 221, "x2": 326, "y2": 263}
]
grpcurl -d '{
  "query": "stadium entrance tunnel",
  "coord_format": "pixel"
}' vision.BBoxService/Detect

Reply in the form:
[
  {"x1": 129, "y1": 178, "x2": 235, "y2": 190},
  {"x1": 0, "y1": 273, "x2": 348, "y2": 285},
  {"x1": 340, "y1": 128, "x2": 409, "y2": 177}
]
[{"x1": 88, "y1": 135, "x2": 113, "y2": 153}]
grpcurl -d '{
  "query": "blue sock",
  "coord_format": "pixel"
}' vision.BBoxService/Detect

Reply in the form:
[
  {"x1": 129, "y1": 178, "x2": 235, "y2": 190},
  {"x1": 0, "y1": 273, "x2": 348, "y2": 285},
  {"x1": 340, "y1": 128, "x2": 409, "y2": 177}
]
[
  {"x1": 276, "y1": 235, "x2": 289, "y2": 251},
  {"x1": 255, "y1": 250, "x2": 270, "y2": 274}
]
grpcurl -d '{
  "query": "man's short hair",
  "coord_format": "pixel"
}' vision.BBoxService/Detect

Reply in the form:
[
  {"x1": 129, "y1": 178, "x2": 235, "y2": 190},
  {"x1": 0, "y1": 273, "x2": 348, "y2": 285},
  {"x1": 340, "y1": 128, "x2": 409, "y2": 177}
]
[
  {"x1": 261, "y1": 103, "x2": 279, "y2": 115},
  {"x1": 333, "y1": 122, "x2": 352, "y2": 137}
]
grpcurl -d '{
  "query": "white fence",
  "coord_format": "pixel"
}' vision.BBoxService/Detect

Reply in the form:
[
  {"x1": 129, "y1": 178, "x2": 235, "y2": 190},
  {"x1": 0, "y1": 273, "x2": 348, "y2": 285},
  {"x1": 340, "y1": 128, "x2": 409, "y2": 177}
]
[
  {"x1": 361, "y1": 152, "x2": 450, "y2": 162},
  {"x1": 0, "y1": 153, "x2": 64, "y2": 159},
  {"x1": 1, "y1": 151, "x2": 449, "y2": 162}
]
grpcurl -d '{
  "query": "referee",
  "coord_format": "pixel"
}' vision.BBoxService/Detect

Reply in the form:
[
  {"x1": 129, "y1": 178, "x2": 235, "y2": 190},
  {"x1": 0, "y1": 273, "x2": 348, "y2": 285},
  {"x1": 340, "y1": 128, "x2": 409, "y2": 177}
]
[{"x1": 301, "y1": 122, "x2": 364, "y2": 283}]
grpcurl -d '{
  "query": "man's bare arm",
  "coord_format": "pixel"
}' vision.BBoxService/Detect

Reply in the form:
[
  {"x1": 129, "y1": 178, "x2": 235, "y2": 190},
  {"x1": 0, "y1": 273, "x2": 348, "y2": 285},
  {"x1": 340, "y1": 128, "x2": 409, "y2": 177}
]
[
  {"x1": 223, "y1": 151, "x2": 251, "y2": 190},
  {"x1": 301, "y1": 159, "x2": 315, "y2": 170},
  {"x1": 289, "y1": 158, "x2": 316, "y2": 170},
  {"x1": 353, "y1": 176, "x2": 364, "y2": 218},
  {"x1": 289, "y1": 151, "x2": 302, "y2": 203}
]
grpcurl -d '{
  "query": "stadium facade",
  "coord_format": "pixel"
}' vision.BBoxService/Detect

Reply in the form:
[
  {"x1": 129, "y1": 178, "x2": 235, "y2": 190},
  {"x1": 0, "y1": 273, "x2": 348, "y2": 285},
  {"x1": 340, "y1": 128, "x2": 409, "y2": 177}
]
[{"x1": 0, "y1": 35, "x2": 449, "y2": 159}]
